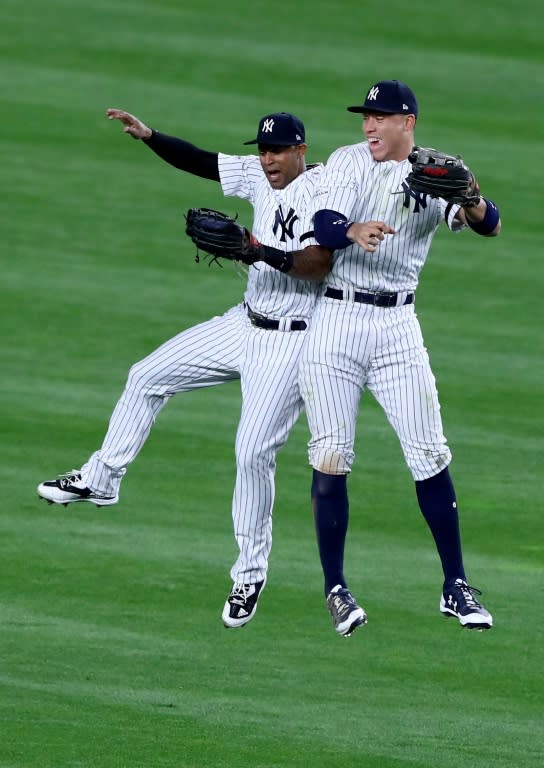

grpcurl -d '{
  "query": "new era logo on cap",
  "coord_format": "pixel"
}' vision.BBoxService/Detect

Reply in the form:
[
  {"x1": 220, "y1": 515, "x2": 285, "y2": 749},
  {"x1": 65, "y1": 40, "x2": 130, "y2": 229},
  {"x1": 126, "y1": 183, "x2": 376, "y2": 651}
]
[
  {"x1": 347, "y1": 80, "x2": 419, "y2": 117},
  {"x1": 244, "y1": 112, "x2": 306, "y2": 146}
]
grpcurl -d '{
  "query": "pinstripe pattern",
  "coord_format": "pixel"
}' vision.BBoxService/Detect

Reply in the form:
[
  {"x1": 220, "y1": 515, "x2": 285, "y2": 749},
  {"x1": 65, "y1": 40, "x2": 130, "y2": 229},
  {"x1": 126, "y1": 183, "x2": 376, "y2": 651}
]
[
  {"x1": 219, "y1": 153, "x2": 321, "y2": 318},
  {"x1": 313, "y1": 142, "x2": 463, "y2": 293},
  {"x1": 82, "y1": 157, "x2": 324, "y2": 583},
  {"x1": 300, "y1": 141, "x2": 459, "y2": 480}
]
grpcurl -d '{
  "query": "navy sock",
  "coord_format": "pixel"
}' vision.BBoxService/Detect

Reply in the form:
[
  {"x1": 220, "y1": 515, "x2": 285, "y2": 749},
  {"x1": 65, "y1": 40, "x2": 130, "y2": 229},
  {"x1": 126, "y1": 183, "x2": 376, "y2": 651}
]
[
  {"x1": 311, "y1": 469, "x2": 349, "y2": 595},
  {"x1": 415, "y1": 467, "x2": 466, "y2": 588}
]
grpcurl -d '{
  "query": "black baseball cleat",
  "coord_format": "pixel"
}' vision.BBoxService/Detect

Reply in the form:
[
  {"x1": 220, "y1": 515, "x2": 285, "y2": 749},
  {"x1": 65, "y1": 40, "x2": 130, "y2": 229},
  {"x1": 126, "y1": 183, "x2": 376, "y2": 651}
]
[
  {"x1": 326, "y1": 584, "x2": 368, "y2": 637},
  {"x1": 440, "y1": 578, "x2": 493, "y2": 630},
  {"x1": 222, "y1": 579, "x2": 266, "y2": 628},
  {"x1": 37, "y1": 470, "x2": 119, "y2": 507}
]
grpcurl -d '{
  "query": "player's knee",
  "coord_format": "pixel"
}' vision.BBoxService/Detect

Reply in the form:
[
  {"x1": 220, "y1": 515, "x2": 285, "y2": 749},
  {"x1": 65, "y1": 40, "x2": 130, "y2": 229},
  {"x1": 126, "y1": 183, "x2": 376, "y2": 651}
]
[
  {"x1": 126, "y1": 360, "x2": 144, "y2": 387},
  {"x1": 124, "y1": 357, "x2": 155, "y2": 393},
  {"x1": 235, "y1": 438, "x2": 274, "y2": 473},
  {"x1": 311, "y1": 468, "x2": 347, "y2": 500},
  {"x1": 309, "y1": 447, "x2": 354, "y2": 475},
  {"x1": 405, "y1": 445, "x2": 452, "y2": 481}
]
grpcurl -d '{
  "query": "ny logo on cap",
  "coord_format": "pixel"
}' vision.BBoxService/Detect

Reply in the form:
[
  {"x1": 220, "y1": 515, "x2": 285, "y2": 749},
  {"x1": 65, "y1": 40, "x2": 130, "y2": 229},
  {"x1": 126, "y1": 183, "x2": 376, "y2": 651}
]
[
  {"x1": 367, "y1": 86, "x2": 379, "y2": 101},
  {"x1": 262, "y1": 118, "x2": 275, "y2": 133}
]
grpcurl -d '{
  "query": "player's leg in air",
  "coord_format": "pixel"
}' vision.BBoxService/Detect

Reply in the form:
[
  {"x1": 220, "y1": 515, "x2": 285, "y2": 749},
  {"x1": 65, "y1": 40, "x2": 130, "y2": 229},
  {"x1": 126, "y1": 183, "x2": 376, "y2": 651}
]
[
  {"x1": 37, "y1": 309, "x2": 243, "y2": 506},
  {"x1": 368, "y1": 311, "x2": 493, "y2": 630},
  {"x1": 298, "y1": 318, "x2": 368, "y2": 638},
  {"x1": 221, "y1": 327, "x2": 306, "y2": 628}
]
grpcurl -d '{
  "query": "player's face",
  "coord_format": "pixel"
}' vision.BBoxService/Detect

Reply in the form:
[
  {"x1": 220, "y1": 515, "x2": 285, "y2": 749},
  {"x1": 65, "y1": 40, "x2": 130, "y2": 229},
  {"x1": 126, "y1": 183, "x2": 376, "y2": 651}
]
[
  {"x1": 362, "y1": 112, "x2": 415, "y2": 162},
  {"x1": 258, "y1": 144, "x2": 307, "y2": 189}
]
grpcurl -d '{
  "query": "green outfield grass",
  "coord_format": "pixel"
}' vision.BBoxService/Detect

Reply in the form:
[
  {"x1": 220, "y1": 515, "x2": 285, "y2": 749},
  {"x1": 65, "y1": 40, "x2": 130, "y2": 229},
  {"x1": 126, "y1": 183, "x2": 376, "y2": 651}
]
[{"x1": 2, "y1": 0, "x2": 543, "y2": 766}]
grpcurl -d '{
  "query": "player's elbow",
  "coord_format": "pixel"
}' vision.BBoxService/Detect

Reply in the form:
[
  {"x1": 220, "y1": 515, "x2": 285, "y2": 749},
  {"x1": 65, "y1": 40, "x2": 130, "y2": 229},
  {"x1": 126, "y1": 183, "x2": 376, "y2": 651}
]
[
  {"x1": 306, "y1": 247, "x2": 333, "y2": 280},
  {"x1": 489, "y1": 219, "x2": 501, "y2": 237},
  {"x1": 292, "y1": 246, "x2": 332, "y2": 281},
  {"x1": 479, "y1": 219, "x2": 501, "y2": 237}
]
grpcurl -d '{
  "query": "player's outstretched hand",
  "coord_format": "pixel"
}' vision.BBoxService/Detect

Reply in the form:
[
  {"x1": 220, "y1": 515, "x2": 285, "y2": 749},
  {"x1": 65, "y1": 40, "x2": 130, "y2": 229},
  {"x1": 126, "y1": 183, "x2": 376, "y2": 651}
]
[
  {"x1": 347, "y1": 220, "x2": 395, "y2": 253},
  {"x1": 106, "y1": 108, "x2": 152, "y2": 140}
]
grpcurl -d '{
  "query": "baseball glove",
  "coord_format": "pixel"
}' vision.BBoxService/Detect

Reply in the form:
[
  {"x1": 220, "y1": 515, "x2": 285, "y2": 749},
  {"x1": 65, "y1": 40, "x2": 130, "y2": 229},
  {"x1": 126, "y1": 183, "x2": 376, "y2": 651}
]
[
  {"x1": 406, "y1": 146, "x2": 481, "y2": 207},
  {"x1": 185, "y1": 207, "x2": 259, "y2": 265}
]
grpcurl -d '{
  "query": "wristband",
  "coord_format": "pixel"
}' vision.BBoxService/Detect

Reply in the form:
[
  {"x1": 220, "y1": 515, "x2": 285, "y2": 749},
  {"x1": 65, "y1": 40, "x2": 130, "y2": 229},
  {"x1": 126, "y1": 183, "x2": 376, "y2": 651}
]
[
  {"x1": 261, "y1": 245, "x2": 294, "y2": 273},
  {"x1": 467, "y1": 199, "x2": 500, "y2": 236}
]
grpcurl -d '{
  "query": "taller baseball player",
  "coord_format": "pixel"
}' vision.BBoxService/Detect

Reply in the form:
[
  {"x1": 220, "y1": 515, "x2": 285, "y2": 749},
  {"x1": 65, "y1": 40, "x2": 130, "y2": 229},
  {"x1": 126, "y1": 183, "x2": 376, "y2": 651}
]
[
  {"x1": 37, "y1": 110, "x2": 331, "y2": 629},
  {"x1": 298, "y1": 80, "x2": 501, "y2": 635}
]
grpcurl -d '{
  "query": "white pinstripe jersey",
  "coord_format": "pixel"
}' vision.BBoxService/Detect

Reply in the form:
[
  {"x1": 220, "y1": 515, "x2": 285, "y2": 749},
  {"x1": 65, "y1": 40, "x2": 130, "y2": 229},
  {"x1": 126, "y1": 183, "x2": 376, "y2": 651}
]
[
  {"x1": 314, "y1": 142, "x2": 464, "y2": 293},
  {"x1": 218, "y1": 153, "x2": 322, "y2": 319}
]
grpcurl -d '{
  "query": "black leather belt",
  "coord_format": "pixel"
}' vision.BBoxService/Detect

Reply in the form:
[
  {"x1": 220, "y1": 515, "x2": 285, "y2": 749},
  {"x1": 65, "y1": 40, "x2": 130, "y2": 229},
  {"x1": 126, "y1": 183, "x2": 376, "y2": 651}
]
[
  {"x1": 246, "y1": 305, "x2": 307, "y2": 331},
  {"x1": 324, "y1": 287, "x2": 414, "y2": 308}
]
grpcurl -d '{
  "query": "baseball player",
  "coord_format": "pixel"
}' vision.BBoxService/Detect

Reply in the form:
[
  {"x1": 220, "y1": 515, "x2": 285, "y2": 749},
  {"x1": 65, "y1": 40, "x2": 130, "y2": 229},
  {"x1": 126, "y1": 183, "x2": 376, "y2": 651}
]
[
  {"x1": 298, "y1": 80, "x2": 501, "y2": 635},
  {"x1": 37, "y1": 110, "x2": 331, "y2": 629}
]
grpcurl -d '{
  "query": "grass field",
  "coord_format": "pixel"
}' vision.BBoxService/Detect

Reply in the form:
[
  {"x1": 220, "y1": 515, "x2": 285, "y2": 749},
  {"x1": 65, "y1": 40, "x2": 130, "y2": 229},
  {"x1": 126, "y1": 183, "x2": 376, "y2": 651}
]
[{"x1": 2, "y1": 1, "x2": 543, "y2": 766}]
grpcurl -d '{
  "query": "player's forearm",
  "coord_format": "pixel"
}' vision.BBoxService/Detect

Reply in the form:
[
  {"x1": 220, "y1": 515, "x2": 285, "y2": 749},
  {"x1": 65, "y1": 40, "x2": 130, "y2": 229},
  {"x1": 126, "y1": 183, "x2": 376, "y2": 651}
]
[
  {"x1": 289, "y1": 246, "x2": 332, "y2": 280},
  {"x1": 462, "y1": 198, "x2": 501, "y2": 237},
  {"x1": 143, "y1": 131, "x2": 220, "y2": 181},
  {"x1": 250, "y1": 241, "x2": 332, "y2": 280}
]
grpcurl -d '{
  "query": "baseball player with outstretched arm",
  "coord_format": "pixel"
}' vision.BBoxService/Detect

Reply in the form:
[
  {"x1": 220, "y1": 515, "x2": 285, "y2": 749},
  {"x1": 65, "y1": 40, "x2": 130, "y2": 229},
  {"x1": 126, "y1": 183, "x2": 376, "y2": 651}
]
[
  {"x1": 37, "y1": 110, "x2": 331, "y2": 629},
  {"x1": 298, "y1": 80, "x2": 501, "y2": 636}
]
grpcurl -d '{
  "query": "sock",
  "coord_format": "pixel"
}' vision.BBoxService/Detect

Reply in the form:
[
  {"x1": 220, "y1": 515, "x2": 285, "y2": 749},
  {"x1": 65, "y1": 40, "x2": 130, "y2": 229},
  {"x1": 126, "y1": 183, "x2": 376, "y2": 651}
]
[
  {"x1": 311, "y1": 469, "x2": 349, "y2": 595},
  {"x1": 415, "y1": 467, "x2": 466, "y2": 588}
]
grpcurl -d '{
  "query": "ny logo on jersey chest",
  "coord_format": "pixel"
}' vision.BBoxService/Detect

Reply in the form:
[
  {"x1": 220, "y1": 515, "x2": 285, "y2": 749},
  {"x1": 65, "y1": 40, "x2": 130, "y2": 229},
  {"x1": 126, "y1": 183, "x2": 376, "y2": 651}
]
[
  {"x1": 401, "y1": 180, "x2": 428, "y2": 213},
  {"x1": 273, "y1": 206, "x2": 299, "y2": 242}
]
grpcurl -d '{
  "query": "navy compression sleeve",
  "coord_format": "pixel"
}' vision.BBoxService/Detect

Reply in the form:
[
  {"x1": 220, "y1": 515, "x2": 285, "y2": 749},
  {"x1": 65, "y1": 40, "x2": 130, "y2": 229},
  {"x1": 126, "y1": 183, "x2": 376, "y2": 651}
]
[{"x1": 144, "y1": 131, "x2": 220, "y2": 181}]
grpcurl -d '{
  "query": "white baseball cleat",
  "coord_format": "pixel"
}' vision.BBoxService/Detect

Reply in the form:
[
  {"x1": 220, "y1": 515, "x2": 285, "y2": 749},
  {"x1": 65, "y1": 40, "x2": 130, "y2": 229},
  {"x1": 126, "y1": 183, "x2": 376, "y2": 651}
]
[
  {"x1": 222, "y1": 579, "x2": 266, "y2": 628},
  {"x1": 440, "y1": 578, "x2": 493, "y2": 630},
  {"x1": 326, "y1": 584, "x2": 368, "y2": 637},
  {"x1": 37, "y1": 470, "x2": 119, "y2": 507}
]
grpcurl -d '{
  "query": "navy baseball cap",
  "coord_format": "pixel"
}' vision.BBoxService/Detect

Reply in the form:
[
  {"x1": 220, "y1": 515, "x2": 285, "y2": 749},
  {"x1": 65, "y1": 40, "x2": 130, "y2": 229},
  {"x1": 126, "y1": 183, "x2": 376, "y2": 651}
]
[
  {"x1": 347, "y1": 80, "x2": 418, "y2": 117},
  {"x1": 244, "y1": 112, "x2": 306, "y2": 146}
]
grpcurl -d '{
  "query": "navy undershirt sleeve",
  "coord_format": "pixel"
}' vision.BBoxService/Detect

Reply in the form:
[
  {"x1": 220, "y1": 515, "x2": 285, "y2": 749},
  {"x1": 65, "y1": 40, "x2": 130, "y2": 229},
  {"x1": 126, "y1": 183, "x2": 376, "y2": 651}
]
[{"x1": 144, "y1": 131, "x2": 220, "y2": 181}]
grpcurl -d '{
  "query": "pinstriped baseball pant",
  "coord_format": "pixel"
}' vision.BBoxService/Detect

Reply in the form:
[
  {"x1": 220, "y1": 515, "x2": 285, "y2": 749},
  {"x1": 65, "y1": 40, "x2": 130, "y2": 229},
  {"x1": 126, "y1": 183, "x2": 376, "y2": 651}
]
[
  {"x1": 81, "y1": 303, "x2": 306, "y2": 583},
  {"x1": 298, "y1": 297, "x2": 452, "y2": 481}
]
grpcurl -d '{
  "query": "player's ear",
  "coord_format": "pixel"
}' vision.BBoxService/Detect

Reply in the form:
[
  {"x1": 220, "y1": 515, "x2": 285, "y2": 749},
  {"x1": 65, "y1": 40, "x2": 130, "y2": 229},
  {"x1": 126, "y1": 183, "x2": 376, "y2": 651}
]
[{"x1": 404, "y1": 114, "x2": 416, "y2": 131}]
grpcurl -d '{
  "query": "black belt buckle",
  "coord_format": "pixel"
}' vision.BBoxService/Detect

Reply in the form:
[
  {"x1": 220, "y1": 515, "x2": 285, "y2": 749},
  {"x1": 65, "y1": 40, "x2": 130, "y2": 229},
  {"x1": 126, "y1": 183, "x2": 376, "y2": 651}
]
[
  {"x1": 247, "y1": 308, "x2": 280, "y2": 330},
  {"x1": 377, "y1": 292, "x2": 396, "y2": 307},
  {"x1": 247, "y1": 306, "x2": 270, "y2": 328},
  {"x1": 246, "y1": 303, "x2": 306, "y2": 331}
]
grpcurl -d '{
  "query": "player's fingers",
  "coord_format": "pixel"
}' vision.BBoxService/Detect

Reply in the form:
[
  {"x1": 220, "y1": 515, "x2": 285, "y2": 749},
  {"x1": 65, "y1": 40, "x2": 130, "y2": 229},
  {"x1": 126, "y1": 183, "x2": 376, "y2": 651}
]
[
  {"x1": 107, "y1": 109, "x2": 136, "y2": 126},
  {"x1": 106, "y1": 108, "x2": 126, "y2": 119},
  {"x1": 363, "y1": 234, "x2": 378, "y2": 252},
  {"x1": 372, "y1": 221, "x2": 396, "y2": 235}
]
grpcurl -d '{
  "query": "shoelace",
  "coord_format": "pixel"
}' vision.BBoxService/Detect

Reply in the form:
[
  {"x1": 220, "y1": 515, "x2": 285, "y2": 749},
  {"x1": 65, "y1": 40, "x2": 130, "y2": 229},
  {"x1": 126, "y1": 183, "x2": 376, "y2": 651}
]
[
  {"x1": 58, "y1": 470, "x2": 82, "y2": 488},
  {"x1": 229, "y1": 584, "x2": 252, "y2": 606},
  {"x1": 330, "y1": 591, "x2": 356, "y2": 618},
  {"x1": 458, "y1": 582, "x2": 484, "y2": 609}
]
